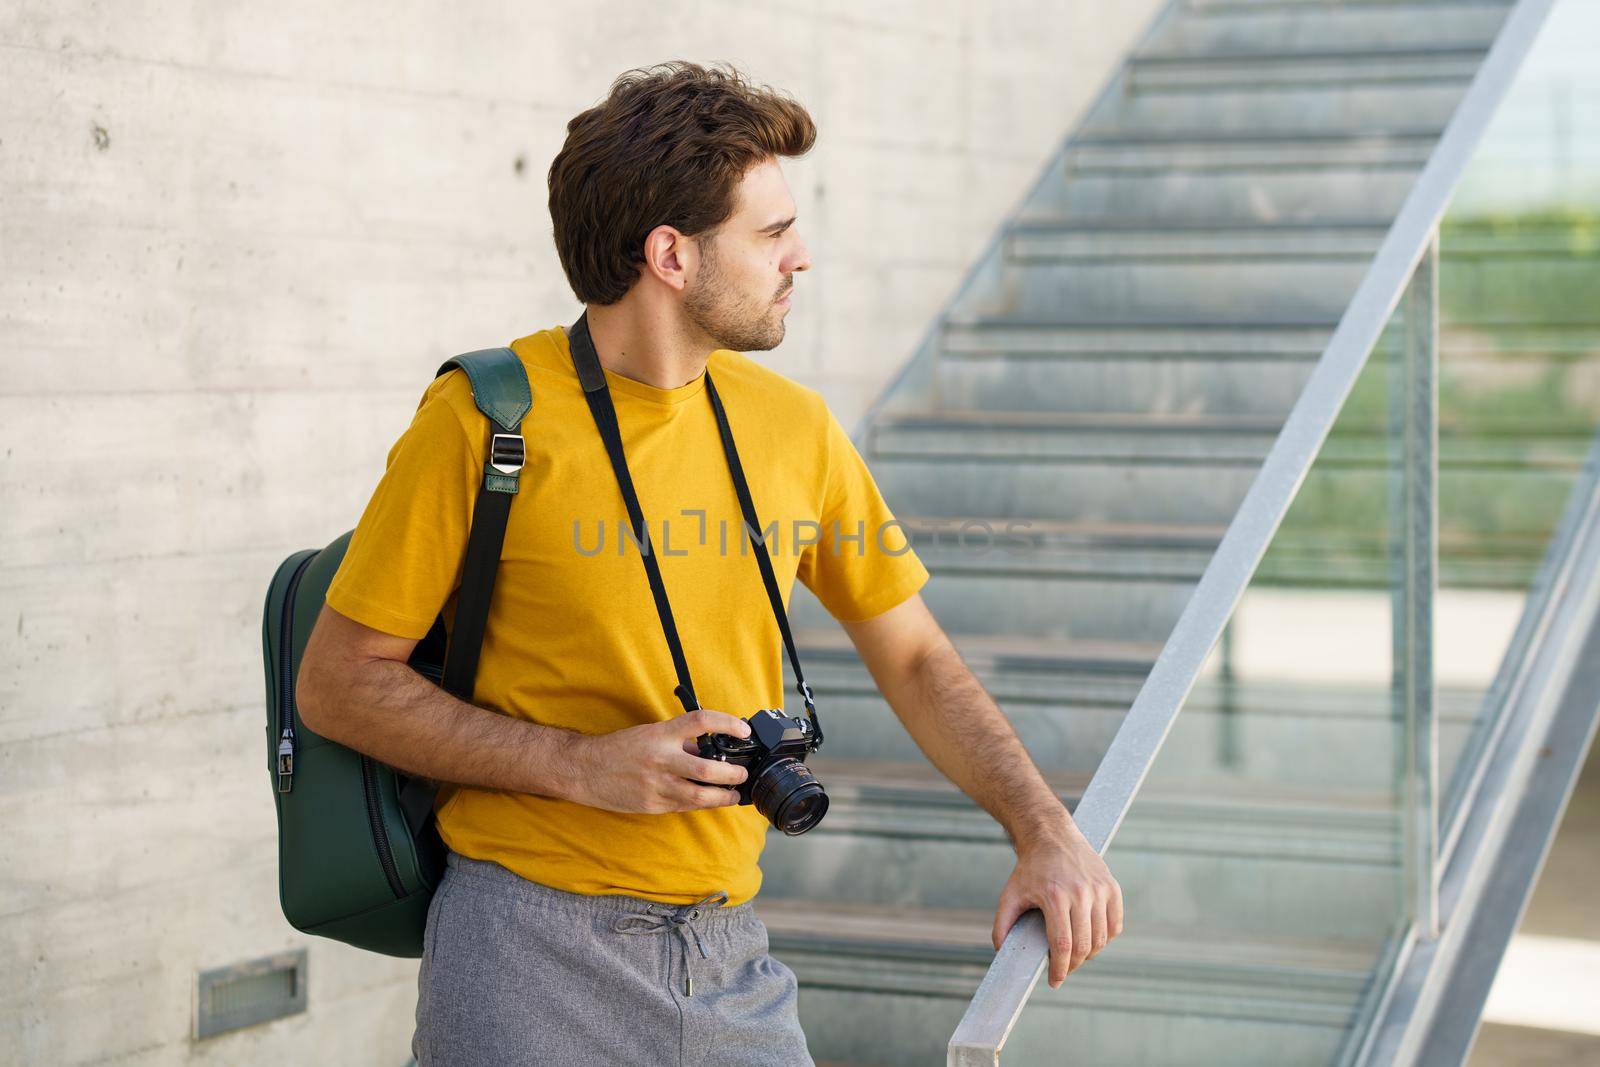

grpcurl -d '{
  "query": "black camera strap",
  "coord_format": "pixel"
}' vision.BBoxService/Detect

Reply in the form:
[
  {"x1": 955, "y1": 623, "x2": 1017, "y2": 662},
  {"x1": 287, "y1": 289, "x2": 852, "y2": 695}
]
[{"x1": 567, "y1": 312, "x2": 821, "y2": 743}]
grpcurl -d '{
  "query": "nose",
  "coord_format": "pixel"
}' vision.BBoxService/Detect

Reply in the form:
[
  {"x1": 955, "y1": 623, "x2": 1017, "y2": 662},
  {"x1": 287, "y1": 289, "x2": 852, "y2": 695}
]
[{"x1": 788, "y1": 234, "x2": 812, "y2": 274}]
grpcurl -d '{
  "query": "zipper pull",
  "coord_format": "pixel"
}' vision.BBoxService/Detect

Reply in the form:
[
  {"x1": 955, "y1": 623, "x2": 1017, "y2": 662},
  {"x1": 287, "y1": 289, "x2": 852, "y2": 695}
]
[{"x1": 277, "y1": 731, "x2": 295, "y2": 793}]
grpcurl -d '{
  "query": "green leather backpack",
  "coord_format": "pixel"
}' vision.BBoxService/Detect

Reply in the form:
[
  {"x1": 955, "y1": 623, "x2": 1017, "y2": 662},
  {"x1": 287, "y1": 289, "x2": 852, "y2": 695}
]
[{"x1": 261, "y1": 347, "x2": 531, "y2": 957}]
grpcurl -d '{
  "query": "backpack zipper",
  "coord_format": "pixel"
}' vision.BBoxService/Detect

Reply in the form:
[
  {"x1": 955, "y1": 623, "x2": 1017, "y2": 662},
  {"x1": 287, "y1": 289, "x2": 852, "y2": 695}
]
[
  {"x1": 361, "y1": 754, "x2": 407, "y2": 898},
  {"x1": 276, "y1": 553, "x2": 316, "y2": 793}
]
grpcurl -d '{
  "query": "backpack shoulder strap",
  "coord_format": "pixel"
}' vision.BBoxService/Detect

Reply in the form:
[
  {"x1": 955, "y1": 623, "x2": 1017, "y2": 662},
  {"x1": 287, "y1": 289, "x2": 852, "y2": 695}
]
[
  {"x1": 432, "y1": 345, "x2": 532, "y2": 692},
  {"x1": 398, "y1": 346, "x2": 532, "y2": 837},
  {"x1": 437, "y1": 347, "x2": 533, "y2": 431},
  {"x1": 437, "y1": 347, "x2": 533, "y2": 496}
]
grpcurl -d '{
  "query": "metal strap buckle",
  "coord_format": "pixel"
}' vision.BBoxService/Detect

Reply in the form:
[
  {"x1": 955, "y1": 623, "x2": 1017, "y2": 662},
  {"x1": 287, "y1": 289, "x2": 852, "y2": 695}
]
[{"x1": 490, "y1": 433, "x2": 525, "y2": 475}]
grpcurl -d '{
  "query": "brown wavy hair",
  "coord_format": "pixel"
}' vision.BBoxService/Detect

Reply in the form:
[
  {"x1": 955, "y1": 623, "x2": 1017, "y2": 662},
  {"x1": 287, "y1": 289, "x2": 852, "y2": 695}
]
[{"x1": 548, "y1": 61, "x2": 816, "y2": 305}]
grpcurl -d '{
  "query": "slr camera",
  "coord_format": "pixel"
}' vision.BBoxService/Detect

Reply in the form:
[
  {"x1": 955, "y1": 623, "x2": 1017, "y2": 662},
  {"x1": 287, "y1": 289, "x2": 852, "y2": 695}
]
[{"x1": 697, "y1": 708, "x2": 828, "y2": 835}]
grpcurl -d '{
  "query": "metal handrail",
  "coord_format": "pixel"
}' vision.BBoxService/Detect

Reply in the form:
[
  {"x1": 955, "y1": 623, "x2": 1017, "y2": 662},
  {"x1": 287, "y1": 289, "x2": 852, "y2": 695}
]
[{"x1": 946, "y1": 1, "x2": 1561, "y2": 1061}]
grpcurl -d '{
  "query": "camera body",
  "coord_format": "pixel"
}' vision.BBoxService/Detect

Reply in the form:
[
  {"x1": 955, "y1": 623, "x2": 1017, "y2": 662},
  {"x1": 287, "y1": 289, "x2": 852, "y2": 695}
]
[{"x1": 697, "y1": 708, "x2": 828, "y2": 835}]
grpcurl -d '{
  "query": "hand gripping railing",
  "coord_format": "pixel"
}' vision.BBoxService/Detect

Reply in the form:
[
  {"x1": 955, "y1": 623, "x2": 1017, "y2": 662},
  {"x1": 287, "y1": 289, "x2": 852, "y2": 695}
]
[{"x1": 946, "y1": 1, "x2": 1563, "y2": 1061}]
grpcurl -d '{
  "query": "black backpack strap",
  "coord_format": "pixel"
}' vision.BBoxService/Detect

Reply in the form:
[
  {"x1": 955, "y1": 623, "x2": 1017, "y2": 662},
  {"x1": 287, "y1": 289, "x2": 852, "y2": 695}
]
[
  {"x1": 433, "y1": 347, "x2": 532, "y2": 698},
  {"x1": 398, "y1": 346, "x2": 531, "y2": 837},
  {"x1": 567, "y1": 314, "x2": 702, "y2": 715}
]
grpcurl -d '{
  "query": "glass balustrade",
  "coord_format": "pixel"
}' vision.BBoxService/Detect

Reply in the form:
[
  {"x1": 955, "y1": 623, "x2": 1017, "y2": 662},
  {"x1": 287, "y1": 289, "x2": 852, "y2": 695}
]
[{"x1": 1432, "y1": 0, "x2": 1600, "y2": 855}]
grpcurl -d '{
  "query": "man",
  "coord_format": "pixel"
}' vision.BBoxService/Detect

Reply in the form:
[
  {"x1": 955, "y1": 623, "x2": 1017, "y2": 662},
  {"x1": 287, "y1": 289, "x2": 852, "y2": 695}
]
[{"x1": 296, "y1": 60, "x2": 1121, "y2": 1066}]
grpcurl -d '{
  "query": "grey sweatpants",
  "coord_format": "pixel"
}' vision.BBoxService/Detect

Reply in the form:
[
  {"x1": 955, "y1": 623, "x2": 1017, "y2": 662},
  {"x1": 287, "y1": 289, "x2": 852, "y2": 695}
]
[{"x1": 413, "y1": 850, "x2": 815, "y2": 1067}]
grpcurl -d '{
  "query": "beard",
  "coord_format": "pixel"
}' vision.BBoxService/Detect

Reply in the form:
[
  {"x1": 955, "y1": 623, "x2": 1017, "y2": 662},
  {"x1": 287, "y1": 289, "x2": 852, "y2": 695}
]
[{"x1": 682, "y1": 237, "x2": 788, "y2": 353}]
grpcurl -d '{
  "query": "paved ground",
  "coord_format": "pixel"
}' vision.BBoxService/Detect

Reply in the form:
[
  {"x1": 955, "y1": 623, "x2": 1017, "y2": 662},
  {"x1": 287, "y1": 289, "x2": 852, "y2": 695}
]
[
  {"x1": 1473, "y1": 1023, "x2": 1600, "y2": 1066},
  {"x1": 1470, "y1": 736, "x2": 1600, "y2": 1065}
]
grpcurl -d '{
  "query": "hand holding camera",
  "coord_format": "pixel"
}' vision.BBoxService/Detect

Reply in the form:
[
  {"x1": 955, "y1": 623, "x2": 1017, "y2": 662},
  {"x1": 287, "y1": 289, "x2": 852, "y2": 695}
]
[
  {"x1": 566, "y1": 708, "x2": 752, "y2": 815},
  {"x1": 563, "y1": 706, "x2": 829, "y2": 835}
]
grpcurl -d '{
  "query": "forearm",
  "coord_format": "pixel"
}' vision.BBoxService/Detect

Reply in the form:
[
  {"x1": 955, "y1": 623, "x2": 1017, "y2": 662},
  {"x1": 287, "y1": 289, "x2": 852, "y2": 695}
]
[
  {"x1": 299, "y1": 659, "x2": 584, "y2": 799},
  {"x1": 884, "y1": 640, "x2": 1077, "y2": 852}
]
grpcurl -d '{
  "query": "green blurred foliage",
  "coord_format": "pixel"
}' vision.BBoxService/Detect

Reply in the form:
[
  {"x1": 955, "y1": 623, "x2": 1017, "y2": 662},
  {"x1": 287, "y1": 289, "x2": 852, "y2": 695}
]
[{"x1": 1258, "y1": 210, "x2": 1600, "y2": 591}]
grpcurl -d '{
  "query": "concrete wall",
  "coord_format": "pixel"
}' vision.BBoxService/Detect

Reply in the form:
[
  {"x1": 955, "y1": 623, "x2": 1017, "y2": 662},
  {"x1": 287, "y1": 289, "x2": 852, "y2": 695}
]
[{"x1": 0, "y1": 1, "x2": 1165, "y2": 1062}]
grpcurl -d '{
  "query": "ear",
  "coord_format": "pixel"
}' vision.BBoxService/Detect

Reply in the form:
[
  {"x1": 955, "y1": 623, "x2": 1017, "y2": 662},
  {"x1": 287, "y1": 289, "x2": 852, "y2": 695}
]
[{"x1": 641, "y1": 224, "x2": 694, "y2": 292}]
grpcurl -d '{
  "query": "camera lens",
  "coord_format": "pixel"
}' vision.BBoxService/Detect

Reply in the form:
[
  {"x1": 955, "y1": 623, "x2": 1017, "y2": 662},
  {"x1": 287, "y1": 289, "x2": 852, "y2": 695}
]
[{"x1": 750, "y1": 758, "x2": 829, "y2": 836}]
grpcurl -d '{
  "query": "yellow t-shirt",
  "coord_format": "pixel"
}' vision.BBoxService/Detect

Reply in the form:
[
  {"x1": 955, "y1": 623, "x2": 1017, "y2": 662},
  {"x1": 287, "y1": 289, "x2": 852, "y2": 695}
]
[{"x1": 325, "y1": 324, "x2": 929, "y2": 906}]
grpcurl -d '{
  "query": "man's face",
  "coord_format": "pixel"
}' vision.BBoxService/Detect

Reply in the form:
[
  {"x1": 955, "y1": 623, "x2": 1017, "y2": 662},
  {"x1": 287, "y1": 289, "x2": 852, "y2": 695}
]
[{"x1": 682, "y1": 158, "x2": 811, "y2": 353}]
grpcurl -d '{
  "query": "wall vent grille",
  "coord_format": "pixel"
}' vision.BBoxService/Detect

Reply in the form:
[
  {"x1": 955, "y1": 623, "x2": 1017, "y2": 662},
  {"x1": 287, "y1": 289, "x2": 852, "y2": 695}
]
[{"x1": 194, "y1": 948, "x2": 307, "y2": 1039}]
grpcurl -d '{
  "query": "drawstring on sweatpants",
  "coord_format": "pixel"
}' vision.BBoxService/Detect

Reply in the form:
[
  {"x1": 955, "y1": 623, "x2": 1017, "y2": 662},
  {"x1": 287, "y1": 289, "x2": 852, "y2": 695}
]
[{"x1": 613, "y1": 892, "x2": 730, "y2": 997}]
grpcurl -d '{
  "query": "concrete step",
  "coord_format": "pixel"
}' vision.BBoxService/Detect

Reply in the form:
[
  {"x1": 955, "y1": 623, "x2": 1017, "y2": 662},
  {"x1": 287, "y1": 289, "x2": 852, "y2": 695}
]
[
  {"x1": 976, "y1": 221, "x2": 1597, "y2": 329},
  {"x1": 931, "y1": 350, "x2": 1314, "y2": 415},
  {"x1": 1184, "y1": 0, "x2": 1512, "y2": 12},
  {"x1": 761, "y1": 899, "x2": 1382, "y2": 1067},
  {"x1": 1006, "y1": 220, "x2": 1389, "y2": 260},
  {"x1": 985, "y1": 262, "x2": 1363, "y2": 321},
  {"x1": 864, "y1": 409, "x2": 1268, "y2": 528},
  {"x1": 1086, "y1": 81, "x2": 1467, "y2": 139},
  {"x1": 805, "y1": 509, "x2": 1545, "y2": 643},
  {"x1": 790, "y1": 623, "x2": 1480, "y2": 790},
  {"x1": 812, "y1": 688, "x2": 1476, "y2": 795},
  {"x1": 869, "y1": 438, "x2": 1579, "y2": 528},
  {"x1": 934, "y1": 316, "x2": 1600, "y2": 421},
  {"x1": 938, "y1": 316, "x2": 1327, "y2": 416},
  {"x1": 872, "y1": 409, "x2": 1596, "y2": 468},
  {"x1": 1065, "y1": 129, "x2": 1438, "y2": 173},
  {"x1": 1146, "y1": 2, "x2": 1508, "y2": 55},
  {"x1": 1127, "y1": 46, "x2": 1486, "y2": 90},
  {"x1": 983, "y1": 222, "x2": 1380, "y2": 324},
  {"x1": 792, "y1": 621, "x2": 1162, "y2": 710},
  {"x1": 986, "y1": 262, "x2": 1364, "y2": 327},
  {"x1": 1049, "y1": 163, "x2": 1419, "y2": 225},
  {"x1": 940, "y1": 319, "x2": 1335, "y2": 358},
  {"x1": 759, "y1": 760, "x2": 1403, "y2": 943},
  {"x1": 905, "y1": 512, "x2": 1226, "y2": 577},
  {"x1": 797, "y1": 567, "x2": 1196, "y2": 642},
  {"x1": 871, "y1": 452, "x2": 1264, "y2": 525},
  {"x1": 870, "y1": 409, "x2": 1284, "y2": 464},
  {"x1": 789, "y1": 513, "x2": 1214, "y2": 640}
]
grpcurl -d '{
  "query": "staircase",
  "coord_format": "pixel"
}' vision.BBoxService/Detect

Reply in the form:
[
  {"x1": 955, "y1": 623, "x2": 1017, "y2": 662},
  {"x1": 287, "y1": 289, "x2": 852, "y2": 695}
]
[{"x1": 751, "y1": 1, "x2": 1600, "y2": 1064}]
